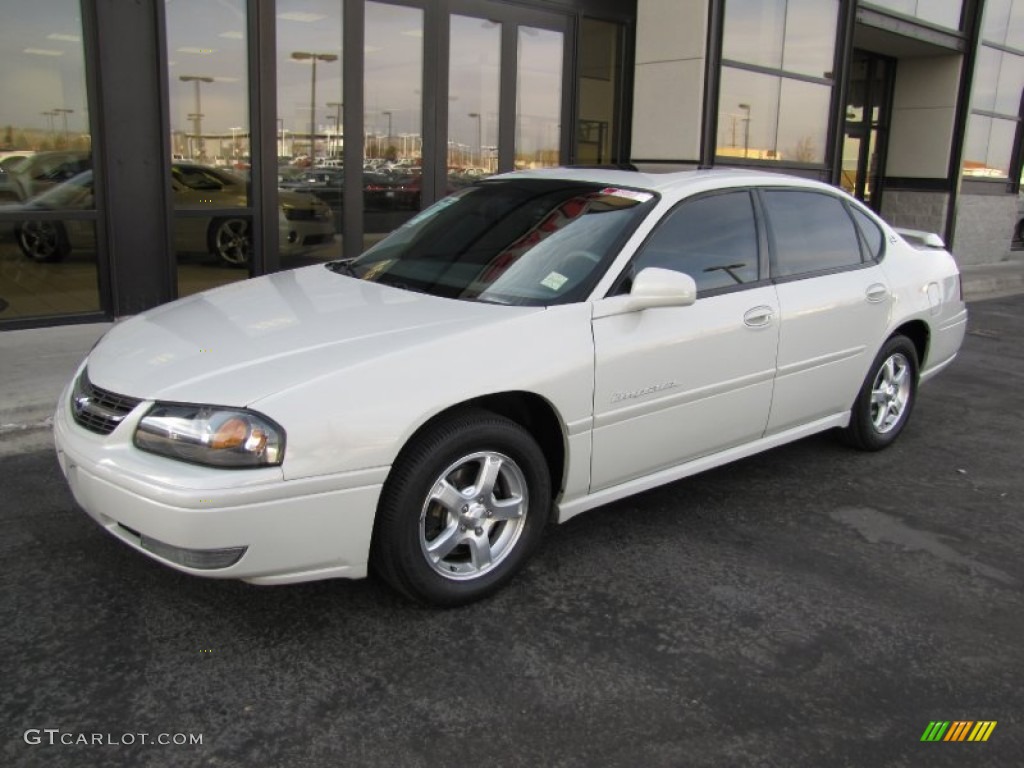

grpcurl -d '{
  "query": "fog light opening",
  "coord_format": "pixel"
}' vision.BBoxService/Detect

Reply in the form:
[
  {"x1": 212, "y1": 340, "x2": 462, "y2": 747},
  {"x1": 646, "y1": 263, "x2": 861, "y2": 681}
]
[{"x1": 139, "y1": 535, "x2": 247, "y2": 570}]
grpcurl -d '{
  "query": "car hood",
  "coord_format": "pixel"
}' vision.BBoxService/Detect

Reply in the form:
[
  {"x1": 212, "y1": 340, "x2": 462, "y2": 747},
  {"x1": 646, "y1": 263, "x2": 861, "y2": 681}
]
[{"x1": 86, "y1": 266, "x2": 538, "y2": 406}]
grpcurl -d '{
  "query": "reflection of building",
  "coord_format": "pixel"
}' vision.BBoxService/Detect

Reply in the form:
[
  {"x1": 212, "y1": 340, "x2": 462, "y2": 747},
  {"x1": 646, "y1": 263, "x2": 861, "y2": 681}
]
[{"x1": 2, "y1": 0, "x2": 1023, "y2": 327}]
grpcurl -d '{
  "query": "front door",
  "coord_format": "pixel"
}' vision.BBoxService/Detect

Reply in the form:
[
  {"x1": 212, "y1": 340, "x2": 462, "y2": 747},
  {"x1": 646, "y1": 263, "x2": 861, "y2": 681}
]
[
  {"x1": 590, "y1": 189, "x2": 779, "y2": 492},
  {"x1": 840, "y1": 51, "x2": 895, "y2": 210}
]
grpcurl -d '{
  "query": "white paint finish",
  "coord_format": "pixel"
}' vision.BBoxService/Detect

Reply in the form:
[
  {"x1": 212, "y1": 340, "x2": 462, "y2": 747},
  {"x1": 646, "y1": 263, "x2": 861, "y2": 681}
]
[
  {"x1": 768, "y1": 266, "x2": 891, "y2": 433},
  {"x1": 886, "y1": 56, "x2": 961, "y2": 178},
  {"x1": 54, "y1": 169, "x2": 967, "y2": 587},
  {"x1": 591, "y1": 286, "x2": 780, "y2": 490},
  {"x1": 631, "y1": 58, "x2": 704, "y2": 160},
  {"x1": 635, "y1": 0, "x2": 707, "y2": 64}
]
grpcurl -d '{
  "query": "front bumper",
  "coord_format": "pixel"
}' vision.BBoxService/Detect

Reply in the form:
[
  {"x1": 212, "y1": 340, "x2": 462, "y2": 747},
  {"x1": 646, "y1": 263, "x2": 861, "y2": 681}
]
[{"x1": 54, "y1": 379, "x2": 385, "y2": 585}]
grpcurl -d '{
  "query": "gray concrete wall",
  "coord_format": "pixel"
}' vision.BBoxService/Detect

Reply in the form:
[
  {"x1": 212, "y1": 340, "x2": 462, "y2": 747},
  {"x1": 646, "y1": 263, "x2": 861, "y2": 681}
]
[
  {"x1": 953, "y1": 194, "x2": 1016, "y2": 266},
  {"x1": 631, "y1": 0, "x2": 707, "y2": 161},
  {"x1": 879, "y1": 189, "x2": 950, "y2": 238}
]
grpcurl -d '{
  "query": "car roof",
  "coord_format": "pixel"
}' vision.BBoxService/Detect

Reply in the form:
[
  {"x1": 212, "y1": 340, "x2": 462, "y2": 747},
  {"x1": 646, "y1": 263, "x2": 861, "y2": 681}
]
[{"x1": 492, "y1": 167, "x2": 839, "y2": 197}]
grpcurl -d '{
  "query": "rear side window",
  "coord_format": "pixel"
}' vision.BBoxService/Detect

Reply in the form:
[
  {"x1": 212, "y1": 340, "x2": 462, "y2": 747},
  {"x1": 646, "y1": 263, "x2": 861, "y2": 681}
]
[
  {"x1": 850, "y1": 206, "x2": 884, "y2": 260},
  {"x1": 631, "y1": 190, "x2": 760, "y2": 293},
  {"x1": 762, "y1": 190, "x2": 864, "y2": 278}
]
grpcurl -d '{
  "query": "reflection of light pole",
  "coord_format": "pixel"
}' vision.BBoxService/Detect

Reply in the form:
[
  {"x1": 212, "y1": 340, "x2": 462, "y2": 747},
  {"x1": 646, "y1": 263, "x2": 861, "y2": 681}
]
[
  {"x1": 276, "y1": 118, "x2": 284, "y2": 158},
  {"x1": 468, "y1": 112, "x2": 482, "y2": 166},
  {"x1": 180, "y1": 75, "x2": 214, "y2": 158},
  {"x1": 327, "y1": 101, "x2": 342, "y2": 157},
  {"x1": 53, "y1": 108, "x2": 74, "y2": 146},
  {"x1": 291, "y1": 51, "x2": 338, "y2": 159},
  {"x1": 738, "y1": 102, "x2": 751, "y2": 158},
  {"x1": 382, "y1": 110, "x2": 393, "y2": 156},
  {"x1": 41, "y1": 110, "x2": 57, "y2": 137},
  {"x1": 229, "y1": 125, "x2": 242, "y2": 158}
]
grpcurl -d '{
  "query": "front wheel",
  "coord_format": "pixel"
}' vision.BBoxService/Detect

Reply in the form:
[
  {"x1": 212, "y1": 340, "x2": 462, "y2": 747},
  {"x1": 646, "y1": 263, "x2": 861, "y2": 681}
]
[
  {"x1": 842, "y1": 334, "x2": 919, "y2": 451},
  {"x1": 17, "y1": 220, "x2": 70, "y2": 262},
  {"x1": 207, "y1": 217, "x2": 251, "y2": 267},
  {"x1": 372, "y1": 409, "x2": 550, "y2": 606}
]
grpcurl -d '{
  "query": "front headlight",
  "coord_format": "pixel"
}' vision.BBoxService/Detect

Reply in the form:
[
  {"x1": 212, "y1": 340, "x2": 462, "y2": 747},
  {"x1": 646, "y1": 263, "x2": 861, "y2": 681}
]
[{"x1": 134, "y1": 404, "x2": 285, "y2": 468}]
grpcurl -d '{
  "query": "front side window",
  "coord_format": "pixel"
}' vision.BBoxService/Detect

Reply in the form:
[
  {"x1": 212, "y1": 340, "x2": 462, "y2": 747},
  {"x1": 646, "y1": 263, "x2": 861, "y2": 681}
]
[
  {"x1": 630, "y1": 191, "x2": 760, "y2": 293},
  {"x1": 762, "y1": 190, "x2": 864, "y2": 278},
  {"x1": 340, "y1": 180, "x2": 654, "y2": 305}
]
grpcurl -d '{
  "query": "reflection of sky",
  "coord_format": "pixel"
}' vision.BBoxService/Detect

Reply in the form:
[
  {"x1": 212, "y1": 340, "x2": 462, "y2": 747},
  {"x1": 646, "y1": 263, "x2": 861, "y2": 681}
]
[
  {"x1": 0, "y1": 0, "x2": 89, "y2": 134},
  {"x1": 449, "y1": 15, "x2": 500, "y2": 152},
  {"x1": 276, "y1": 0, "x2": 343, "y2": 136},
  {"x1": 364, "y1": 1, "x2": 422, "y2": 136},
  {"x1": 722, "y1": 0, "x2": 837, "y2": 79},
  {"x1": 517, "y1": 28, "x2": 563, "y2": 154}
]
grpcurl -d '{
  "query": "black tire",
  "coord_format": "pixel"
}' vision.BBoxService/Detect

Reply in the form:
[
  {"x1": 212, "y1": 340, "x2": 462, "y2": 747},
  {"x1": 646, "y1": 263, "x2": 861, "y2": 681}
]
[
  {"x1": 371, "y1": 408, "x2": 550, "y2": 606},
  {"x1": 17, "y1": 220, "x2": 70, "y2": 263},
  {"x1": 1016, "y1": 218, "x2": 1024, "y2": 244},
  {"x1": 207, "y1": 217, "x2": 251, "y2": 267},
  {"x1": 842, "y1": 334, "x2": 919, "y2": 451}
]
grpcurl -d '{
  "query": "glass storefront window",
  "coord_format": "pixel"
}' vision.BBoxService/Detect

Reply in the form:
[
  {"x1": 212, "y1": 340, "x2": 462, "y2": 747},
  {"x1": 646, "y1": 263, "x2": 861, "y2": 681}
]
[
  {"x1": 722, "y1": 0, "x2": 838, "y2": 80},
  {"x1": 963, "y1": 114, "x2": 1017, "y2": 178},
  {"x1": 864, "y1": 0, "x2": 963, "y2": 30},
  {"x1": 577, "y1": 18, "x2": 621, "y2": 165},
  {"x1": 364, "y1": 1, "x2": 423, "y2": 248},
  {"x1": 716, "y1": 67, "x2": 830, "y2": 164},
  {"x1": 276, "y1": 0, "x2": 343, "y2": 267},
  {"x1": 0, "y1": 0, "x2": 98, "y2": 321},
  {"x1": 982, "y1": 0, "x2": 1024, "y2": 48},
  {"x1": 448, "y1": 15, "x2": 500, "y2": 188},
  {"x1": 516, "y1": 27, "x2": 563, "y2": 169},
  {"x1": 974, "y1": 48, "x2": 1024, "y2": 116},
  {"x1": 165, "y1": 0, "x2": 253, "y2": 296}
]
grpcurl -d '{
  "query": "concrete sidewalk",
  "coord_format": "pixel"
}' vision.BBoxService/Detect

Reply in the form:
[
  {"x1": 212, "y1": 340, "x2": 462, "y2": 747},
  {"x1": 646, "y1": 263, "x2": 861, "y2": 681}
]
[{"x1": 2, "y1": 258, "x2": 1023, "y2": 456}]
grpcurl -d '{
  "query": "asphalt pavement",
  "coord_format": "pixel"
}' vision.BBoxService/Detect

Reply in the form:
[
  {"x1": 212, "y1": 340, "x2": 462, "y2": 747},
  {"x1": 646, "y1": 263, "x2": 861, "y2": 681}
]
[{"x1": 1, "y1": 294, "x2": 1022, "y2": 767}]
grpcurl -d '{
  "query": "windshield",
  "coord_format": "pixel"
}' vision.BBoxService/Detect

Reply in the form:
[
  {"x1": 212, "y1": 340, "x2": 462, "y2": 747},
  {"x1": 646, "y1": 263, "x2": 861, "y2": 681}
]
[{"x1": 339, "y1": 178, "x2": 655, "y2": 305}]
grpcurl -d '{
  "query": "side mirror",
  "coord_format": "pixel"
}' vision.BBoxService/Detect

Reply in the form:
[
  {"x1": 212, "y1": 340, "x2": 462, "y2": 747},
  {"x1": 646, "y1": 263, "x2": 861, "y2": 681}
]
[{"x1": 595, "y1": 267, "x2": 697, "y2": 318}]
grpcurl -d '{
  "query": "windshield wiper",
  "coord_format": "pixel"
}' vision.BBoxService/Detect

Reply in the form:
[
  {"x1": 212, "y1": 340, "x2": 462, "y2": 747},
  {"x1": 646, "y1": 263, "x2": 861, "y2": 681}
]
[{"x1": 325, "y1": 259, "x2": 357, "y2": 276}]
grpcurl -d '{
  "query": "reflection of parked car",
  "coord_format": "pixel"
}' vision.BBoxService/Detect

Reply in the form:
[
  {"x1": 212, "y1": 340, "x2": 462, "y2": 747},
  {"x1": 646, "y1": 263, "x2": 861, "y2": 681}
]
[
  {"x1": 6, "y1": 150, "x2": 91, "y2": 200},
  {"x1": 6, "y1": 164, "x2": 334, "y2": 266}
]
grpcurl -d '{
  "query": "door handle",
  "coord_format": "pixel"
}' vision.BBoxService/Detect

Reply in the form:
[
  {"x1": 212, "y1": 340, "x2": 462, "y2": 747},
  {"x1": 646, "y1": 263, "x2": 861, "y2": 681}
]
[
  {"x1": 866, "y1": 283, "x2": 890, "y2": 303},
  {"x1": 743, "y1": 306, "x2": 774, "y2": 328}
]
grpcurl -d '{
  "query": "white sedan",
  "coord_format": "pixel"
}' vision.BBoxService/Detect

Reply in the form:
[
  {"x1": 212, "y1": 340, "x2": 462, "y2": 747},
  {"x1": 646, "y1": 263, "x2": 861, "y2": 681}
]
[{"x1": 53, "y1": 169, "x2": 967, "y2": 605}]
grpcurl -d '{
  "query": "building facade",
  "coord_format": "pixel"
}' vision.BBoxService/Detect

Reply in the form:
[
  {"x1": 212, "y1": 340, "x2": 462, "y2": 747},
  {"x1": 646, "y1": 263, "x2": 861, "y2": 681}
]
[{"x1": 0, "y1": 0, "x2": 1020, "y2": 328}]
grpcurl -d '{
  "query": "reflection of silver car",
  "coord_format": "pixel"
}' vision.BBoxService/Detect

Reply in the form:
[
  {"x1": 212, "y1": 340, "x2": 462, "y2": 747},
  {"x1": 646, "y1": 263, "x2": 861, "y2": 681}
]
[{"x1": 8, "y1": 164, "x2": 334, "y2": 265}]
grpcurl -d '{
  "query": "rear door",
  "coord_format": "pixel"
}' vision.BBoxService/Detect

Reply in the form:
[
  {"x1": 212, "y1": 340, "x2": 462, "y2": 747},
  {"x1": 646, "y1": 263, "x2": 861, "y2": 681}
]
[{"x1": 760, "y1": 188, "x2": 891, "y2": 435}]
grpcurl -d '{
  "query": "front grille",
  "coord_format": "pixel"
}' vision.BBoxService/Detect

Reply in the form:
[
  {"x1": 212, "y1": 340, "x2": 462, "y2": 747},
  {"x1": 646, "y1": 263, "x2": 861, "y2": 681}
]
[{"x1": 71, "y1": 369, "x2": 143, "y2": 436}]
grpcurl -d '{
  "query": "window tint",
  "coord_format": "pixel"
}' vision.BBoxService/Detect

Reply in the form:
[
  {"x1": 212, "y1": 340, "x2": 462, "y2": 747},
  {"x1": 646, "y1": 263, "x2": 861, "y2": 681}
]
[
  {"x1": 850, "y1": 206, "x2": 884, "y2": 260},
  {"x1": 762, "y1": 190, "x2": 863, "y2": 278},
  {"x1": 633, "y1": 191, "x2": 760, "y2": 292}
]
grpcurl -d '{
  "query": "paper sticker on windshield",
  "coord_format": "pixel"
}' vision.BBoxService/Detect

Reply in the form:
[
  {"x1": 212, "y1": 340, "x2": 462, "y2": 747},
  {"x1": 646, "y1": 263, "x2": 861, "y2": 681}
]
[
  {"x1": 600, "y1": 187, "x2": 653, "y2": 203},
  {"x1": 541, "y1": 272, "x2": 569, "y2": 291}
]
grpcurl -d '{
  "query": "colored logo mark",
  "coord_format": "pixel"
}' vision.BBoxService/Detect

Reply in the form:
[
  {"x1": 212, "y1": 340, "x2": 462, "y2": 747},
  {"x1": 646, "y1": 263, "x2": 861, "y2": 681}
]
[{"x1": 920, "y1": 721, "x2": 997, "y2": 742}]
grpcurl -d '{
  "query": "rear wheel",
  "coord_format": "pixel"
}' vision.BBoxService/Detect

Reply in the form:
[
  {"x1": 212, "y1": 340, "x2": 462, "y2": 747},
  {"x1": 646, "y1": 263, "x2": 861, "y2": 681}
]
[
  {"x1": 372, "y1": 409, "x2": 550, "y2": 606},
  {"x1": 17, "y1": 220, "x2": 70, "y2": 262},
  {"x1": 842, "y1": 334, "x2": 919, "y2": 451}
]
